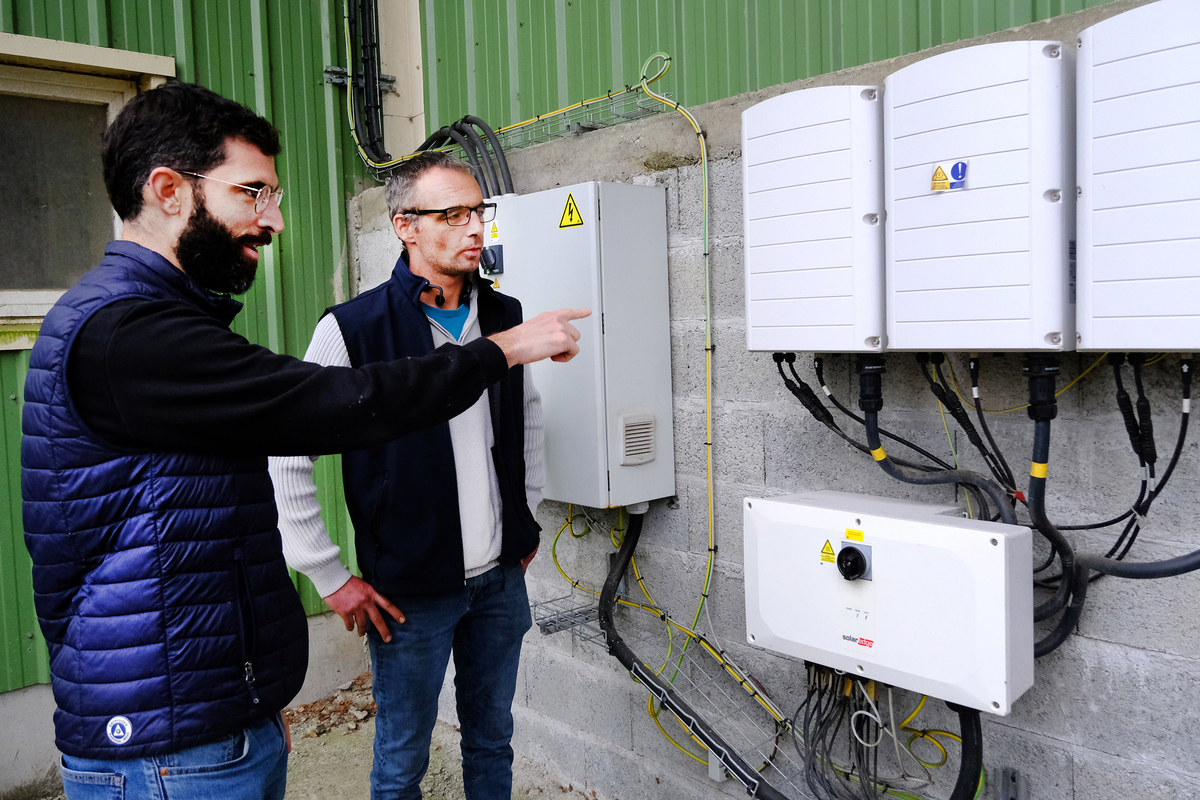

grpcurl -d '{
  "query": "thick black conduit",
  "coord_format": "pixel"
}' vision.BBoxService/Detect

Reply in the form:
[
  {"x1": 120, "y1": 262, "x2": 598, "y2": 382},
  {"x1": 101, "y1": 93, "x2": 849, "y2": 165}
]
[
  {"x1": 1026, "y1": 419, "x2": 1075, "y2": 623},
  {"x1": 416, "y1": 127, "x2": 453, "y2": 152},
  {"x1": 442, "y1": 127, "x2": 490, "y2": 198},
  {"x1": 946, "y1": 702, "x2": 985, "y2": 800},
  {"x1": 856, "y1": 356, "x2": 1016, "y2": 526},
  {"x1": 1019, "y1": 356, "x2": 1081, "y2": 629},
  {"x1": 598, "y1": 514, "x2": 789, "y2": 800},
  {"x1": 347, "y1": 0, "x2": 388, "y2": 163},
  {"x1": 452, "y1": 121, "x2": 498, "y2": 197},
  {"x1": 463, "y1": 115, "x2": 514, "y2": 193},
  {"x1": 1034, "y1": 358, "x2": 1196, "y2": 656}
]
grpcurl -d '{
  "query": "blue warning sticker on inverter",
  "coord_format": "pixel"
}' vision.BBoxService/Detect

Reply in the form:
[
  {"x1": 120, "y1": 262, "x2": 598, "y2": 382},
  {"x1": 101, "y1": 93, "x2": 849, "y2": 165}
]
[{"x1": 931, "y1": 160, "x2": 968, "y2": 191}]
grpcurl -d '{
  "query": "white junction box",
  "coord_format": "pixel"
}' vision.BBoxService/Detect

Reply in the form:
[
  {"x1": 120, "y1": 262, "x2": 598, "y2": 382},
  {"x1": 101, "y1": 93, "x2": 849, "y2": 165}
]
[
  {"x1": 884, "y1": 41, "x2": 1075, "y2": 351},
  {"x1": 1076, "y1": 0, "x2": 1200, "y2": 351},
  {"x1": 743, "y1": 491, "x2": 1033, "y2": 715},
  {"x1": 490, "y1": 182, "x2": 674, "y2": 508},
  {"x1": 742, "y1": 85, "x2": 885, "y2": 353}
]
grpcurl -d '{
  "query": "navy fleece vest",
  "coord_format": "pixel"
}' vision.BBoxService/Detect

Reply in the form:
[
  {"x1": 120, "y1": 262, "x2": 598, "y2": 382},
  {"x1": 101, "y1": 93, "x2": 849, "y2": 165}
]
[
  {"x1": 21, "y1": 242, "x2": 308, "y2": 759},
  {"x1": 329, "y1": 256, "x2": 539, "y2": 596}
]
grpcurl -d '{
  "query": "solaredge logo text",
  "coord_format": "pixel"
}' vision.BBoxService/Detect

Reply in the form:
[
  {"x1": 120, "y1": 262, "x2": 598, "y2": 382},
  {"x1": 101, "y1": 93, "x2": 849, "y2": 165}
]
[{"x1": 842, "y1": 635, "x2": 874, "y2": 648}]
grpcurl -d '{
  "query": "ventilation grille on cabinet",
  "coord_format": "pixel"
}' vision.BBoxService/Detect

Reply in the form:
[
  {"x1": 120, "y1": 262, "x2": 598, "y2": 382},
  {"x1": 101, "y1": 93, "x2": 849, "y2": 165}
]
[{"x1": 619, "y1": 412, "x2": 655, "y2": 466}]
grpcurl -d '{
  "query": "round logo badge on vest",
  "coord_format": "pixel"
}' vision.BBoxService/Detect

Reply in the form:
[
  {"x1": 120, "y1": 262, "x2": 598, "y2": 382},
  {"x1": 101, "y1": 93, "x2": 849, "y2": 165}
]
[{"x1": 106, "y1": 716, "x2": 133, "y2": 745}]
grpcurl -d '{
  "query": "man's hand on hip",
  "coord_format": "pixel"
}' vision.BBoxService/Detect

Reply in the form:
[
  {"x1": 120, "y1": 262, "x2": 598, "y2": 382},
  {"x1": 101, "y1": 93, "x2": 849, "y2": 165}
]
[
  {"x1": 324, "y1": 575, "x2": 405, "y2": 642},
  {"x1": 489, "y1": 308, "x2": 590, "y2": 368},
  {"x1": 520, "y1": 544, "x2": 539, "y2": 573}
]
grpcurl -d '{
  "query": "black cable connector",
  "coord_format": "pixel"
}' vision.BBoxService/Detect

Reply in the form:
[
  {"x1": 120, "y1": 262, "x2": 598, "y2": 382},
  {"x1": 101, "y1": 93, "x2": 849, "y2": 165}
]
[
  {"x1": 1111, "y1": 354, "x2": 1144, "y2": 462},
  {"x1": 1129, "y1": 354, "x2": 1157, "y2": 466},
  {"x1": 968, "y1": 356, "x2": 1017, "y2": 490},
  {"x1": 774, "y1": 353, "x2": 835, "y2": 428},
  {"x1": 813, "y1": 356, "x2": 955, "y2": 470}
]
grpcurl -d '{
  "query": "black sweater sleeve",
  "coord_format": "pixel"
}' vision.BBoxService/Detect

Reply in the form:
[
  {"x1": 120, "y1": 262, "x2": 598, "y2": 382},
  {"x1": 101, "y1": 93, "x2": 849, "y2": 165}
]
[{"x1": 67, "y1": 298, "x2": 509, "y2": 456}]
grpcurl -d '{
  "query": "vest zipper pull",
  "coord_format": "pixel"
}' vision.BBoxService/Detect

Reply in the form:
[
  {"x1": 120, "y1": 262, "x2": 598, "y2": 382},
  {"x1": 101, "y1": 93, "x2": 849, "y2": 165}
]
[{"x1": 244, "y1": 661, "x2": 260, "y2": 705}]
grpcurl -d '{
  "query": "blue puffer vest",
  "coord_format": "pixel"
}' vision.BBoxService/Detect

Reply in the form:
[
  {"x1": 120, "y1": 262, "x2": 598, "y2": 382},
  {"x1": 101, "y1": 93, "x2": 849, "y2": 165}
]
[
  {"x1": 329, "y1": 256, "x2": 540, "y2": 596},
  {"x1": 21, "y1": 241, "x2": 308, "y2": 760}
]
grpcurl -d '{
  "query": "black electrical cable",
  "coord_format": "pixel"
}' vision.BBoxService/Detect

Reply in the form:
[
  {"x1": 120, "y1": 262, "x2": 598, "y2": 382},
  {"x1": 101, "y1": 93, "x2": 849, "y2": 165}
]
[
  {"x1": 1039, "y1": 533, "x2": 1200, "y2": 658},
  {"x1": 857, "y1": 356, "x2": 1014, "y2": 525},
  {"x1": 598, "y1": 514, "x2": 789, "y2": 800},
  {"x1": 1026, "y1": 418, "x2": 1077, "y2": 623},
  {"x1": 452, "y1": 121, "x2": 499, "y2": 198},
  {"x1": 1051, "y1": 360, "x2": 1189, "y2": 570},
  {"x1": 810, "y1": 356, "x2": 956, "y2": 471},
  {"x1": 918, "y1": 354, "x2": 1011, "y2": 491},
  {"x1": 1129, "y1": 354, "x2": 1158, "y2": 467},
  {"x1": 936, "y1": 359, "x2": 1011, "y2": 490},
  {"x1": 967, "y1": 356, "x2": 1017, "y2": 490},
  {"x1": 946, "y1": 703, "x2": 984, "y2": 800},
  {"x1": 462, "y1": 115, "x2": 514, "y2": 193},
  {"x1": 1057, "y1": 498, "x2": 1141, "y2": 530},
  {"x1": 1101, "y1": 359, "x2": 1191, "y2": 560},
  {"x1": 1111, "y1": 354, "x2": 1145, "y2": 463},
  {"x1": 415, "y1": 127, "x2": 452, "y2": 152},
  {"x1": 442, "y1": 127, "x2": 490, "y2": 198},
  {"x1": 774, "y1": 357, "x2": 943, "y2": 473},
  {"x1": 346, "y1": 0, "x2": 389, "y2": 163},
  {"x1": 1142, "y1": 358, "x2": 1192, "y2": 511}
]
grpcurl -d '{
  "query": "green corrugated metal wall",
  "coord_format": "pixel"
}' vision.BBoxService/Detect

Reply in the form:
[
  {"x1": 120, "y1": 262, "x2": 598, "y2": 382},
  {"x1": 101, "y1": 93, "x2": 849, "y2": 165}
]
[
  {"x1": 420, "y1": 0, "x2": 1119, "y2": 133},
  {"x1": 0, "y1": 350, "x2": 48, "y2": 694},
  {"x1": 0, "y1": 0, "x2": 372, "y2": 694}
]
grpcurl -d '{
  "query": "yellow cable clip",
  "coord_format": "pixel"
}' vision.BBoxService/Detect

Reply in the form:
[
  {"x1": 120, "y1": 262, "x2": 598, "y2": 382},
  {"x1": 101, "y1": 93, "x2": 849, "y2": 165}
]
[
  {"x1": 871, "y1": 446, "x2": 887, "y2": 461},
  {"x1": 1030, "y1": 462, "x2": 1049, "y2": 479}
]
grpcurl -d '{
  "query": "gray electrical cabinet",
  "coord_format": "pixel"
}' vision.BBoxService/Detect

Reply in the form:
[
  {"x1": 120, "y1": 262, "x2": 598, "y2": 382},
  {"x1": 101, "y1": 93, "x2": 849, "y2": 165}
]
[{"x1": 488, "y1": 182, "x2": 674, "y2": 508}]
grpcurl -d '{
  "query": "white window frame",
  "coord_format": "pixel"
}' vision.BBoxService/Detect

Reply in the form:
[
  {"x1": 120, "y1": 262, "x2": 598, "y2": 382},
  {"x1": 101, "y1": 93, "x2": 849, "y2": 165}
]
[{"x1": 0, "y1": 33, "x2": 174, "y2": 350}]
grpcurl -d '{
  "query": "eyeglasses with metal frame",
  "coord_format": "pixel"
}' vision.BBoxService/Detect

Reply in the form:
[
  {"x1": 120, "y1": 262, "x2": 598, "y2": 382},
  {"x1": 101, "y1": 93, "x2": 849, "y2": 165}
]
[
  {"x1": 403, "y1": 203, "x2": 497, "y2": 226},
  {"x1": 177, "y1": 171, "x2": 285, "y2": 214}
]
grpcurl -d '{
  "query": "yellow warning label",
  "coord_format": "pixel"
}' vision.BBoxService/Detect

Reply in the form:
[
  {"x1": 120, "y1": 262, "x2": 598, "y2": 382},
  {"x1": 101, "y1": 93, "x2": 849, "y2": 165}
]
[
  {"x1": 559, "y1": 193, "x2": 584, "y2": 228},
  {"x1": 931, "y1": 165, "x2": 949, "y2": 191},
  {"x1": 490, "y1": 222, "x2": 499, "y2": 240},
  {"x1": 821, "y1": 540, "x2": 836, "y2": 563},
  {"x1": 846, "y1": 529, "x2": 864, "y2": 542},
  {"x1": 492, "y1": 279, "x2": 501, "y2": 289}
]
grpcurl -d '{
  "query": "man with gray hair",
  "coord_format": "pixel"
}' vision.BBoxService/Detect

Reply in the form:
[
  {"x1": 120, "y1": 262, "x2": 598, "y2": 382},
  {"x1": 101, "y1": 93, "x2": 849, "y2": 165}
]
[{"x1": 270, "y1": 151, "x2": 544, "y2": 799}]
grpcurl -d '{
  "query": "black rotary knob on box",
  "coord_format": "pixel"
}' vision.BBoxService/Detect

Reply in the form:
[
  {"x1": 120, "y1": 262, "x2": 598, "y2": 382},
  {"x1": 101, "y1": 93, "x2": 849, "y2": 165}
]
[{"x1": 836, "y1": 546, "x2": 868, "y2": 581}]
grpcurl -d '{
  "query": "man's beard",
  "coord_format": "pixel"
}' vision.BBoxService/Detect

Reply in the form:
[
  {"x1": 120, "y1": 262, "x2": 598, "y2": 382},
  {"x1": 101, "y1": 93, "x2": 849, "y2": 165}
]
[{"x1": 175, "y1": 194, "x2": 271, "y2": 296}]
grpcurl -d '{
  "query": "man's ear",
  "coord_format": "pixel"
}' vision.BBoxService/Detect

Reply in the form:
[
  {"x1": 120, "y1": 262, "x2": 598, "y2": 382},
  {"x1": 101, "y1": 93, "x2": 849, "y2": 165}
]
[
  {"x1": 393, "y1": 213, "x2": 417, "y2": 248},
  {"x1": 142, "y1": 167, "x2": 191, "y2": 218}
]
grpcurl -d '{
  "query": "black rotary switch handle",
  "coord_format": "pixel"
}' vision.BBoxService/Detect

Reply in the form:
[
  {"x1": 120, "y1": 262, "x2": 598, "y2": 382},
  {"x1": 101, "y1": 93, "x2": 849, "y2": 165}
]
[{"x1": 836, "y1": 546, "x2": 867, "y2": 581}]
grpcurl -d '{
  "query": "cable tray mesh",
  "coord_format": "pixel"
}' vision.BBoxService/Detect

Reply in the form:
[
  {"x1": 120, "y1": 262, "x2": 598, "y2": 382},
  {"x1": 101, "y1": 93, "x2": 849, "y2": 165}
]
[
  {"x1": 492, "y1": 90, "x2": 669, "y2": 154},
  {"x1": 531, "y1": 592, "x2": 809, "y2": 798}
]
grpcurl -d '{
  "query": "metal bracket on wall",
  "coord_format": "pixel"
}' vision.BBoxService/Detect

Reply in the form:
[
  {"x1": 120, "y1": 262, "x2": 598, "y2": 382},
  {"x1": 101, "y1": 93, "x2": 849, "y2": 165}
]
[
  {"x1": 1000, "y1": 767, "x2": 1028, "y2": 800},
  {"x1": 322, "y1": 66, "x2": 396, "y2": 93}
]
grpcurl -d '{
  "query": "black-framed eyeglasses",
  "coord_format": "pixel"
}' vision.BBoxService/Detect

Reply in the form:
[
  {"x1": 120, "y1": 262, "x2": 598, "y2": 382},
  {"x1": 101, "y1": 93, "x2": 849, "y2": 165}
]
[
  {"x1": 178, "y1": 171, "x2": 285, "y2": 214},
  {"x1": 404, "y1": 203, "x2": 496, "y2": 226}
]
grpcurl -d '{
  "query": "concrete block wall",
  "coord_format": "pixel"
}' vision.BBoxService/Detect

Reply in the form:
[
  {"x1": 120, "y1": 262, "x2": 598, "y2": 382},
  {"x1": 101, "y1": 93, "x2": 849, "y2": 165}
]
[{"x1": 344, "y1": 2, "x2": 1200, "y2": 797}]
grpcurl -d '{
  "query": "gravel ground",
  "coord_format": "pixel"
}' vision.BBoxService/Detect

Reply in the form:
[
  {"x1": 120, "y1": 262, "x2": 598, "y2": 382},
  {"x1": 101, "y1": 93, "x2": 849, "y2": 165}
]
[
  {"x1": 284, "y1": 672, "x2": 599, "y2": 799},
  {"x1": 25, "y1": 672, "x2": 598, "y2": 800}
]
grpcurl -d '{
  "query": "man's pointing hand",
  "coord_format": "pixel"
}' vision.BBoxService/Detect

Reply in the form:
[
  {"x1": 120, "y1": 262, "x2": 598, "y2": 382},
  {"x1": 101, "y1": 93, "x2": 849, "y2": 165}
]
[{"x1": 489, "y1": 308, "x2": 591, "y2": 367}]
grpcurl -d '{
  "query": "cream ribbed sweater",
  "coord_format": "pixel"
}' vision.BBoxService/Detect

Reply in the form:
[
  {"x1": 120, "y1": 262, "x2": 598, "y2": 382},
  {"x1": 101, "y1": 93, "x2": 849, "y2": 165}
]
[{"x1": 267, "y1": 294, "x2": 545, "y2": 597}]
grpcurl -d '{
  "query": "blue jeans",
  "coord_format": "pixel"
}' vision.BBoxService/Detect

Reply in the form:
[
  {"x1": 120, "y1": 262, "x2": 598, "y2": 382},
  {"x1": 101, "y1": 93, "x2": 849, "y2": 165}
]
[
  {"x1": 59, "y1": 713, "x2": 288, "y2": 800},
  {"x1": 368, "y1": 562, "x2": 532, "y2": 800}
]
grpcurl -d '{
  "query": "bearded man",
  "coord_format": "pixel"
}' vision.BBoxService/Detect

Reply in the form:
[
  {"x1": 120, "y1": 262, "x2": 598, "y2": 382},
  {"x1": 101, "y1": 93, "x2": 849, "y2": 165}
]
[{"x1": 21, "y1": 81, "x2": 586, "y2": 800}]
